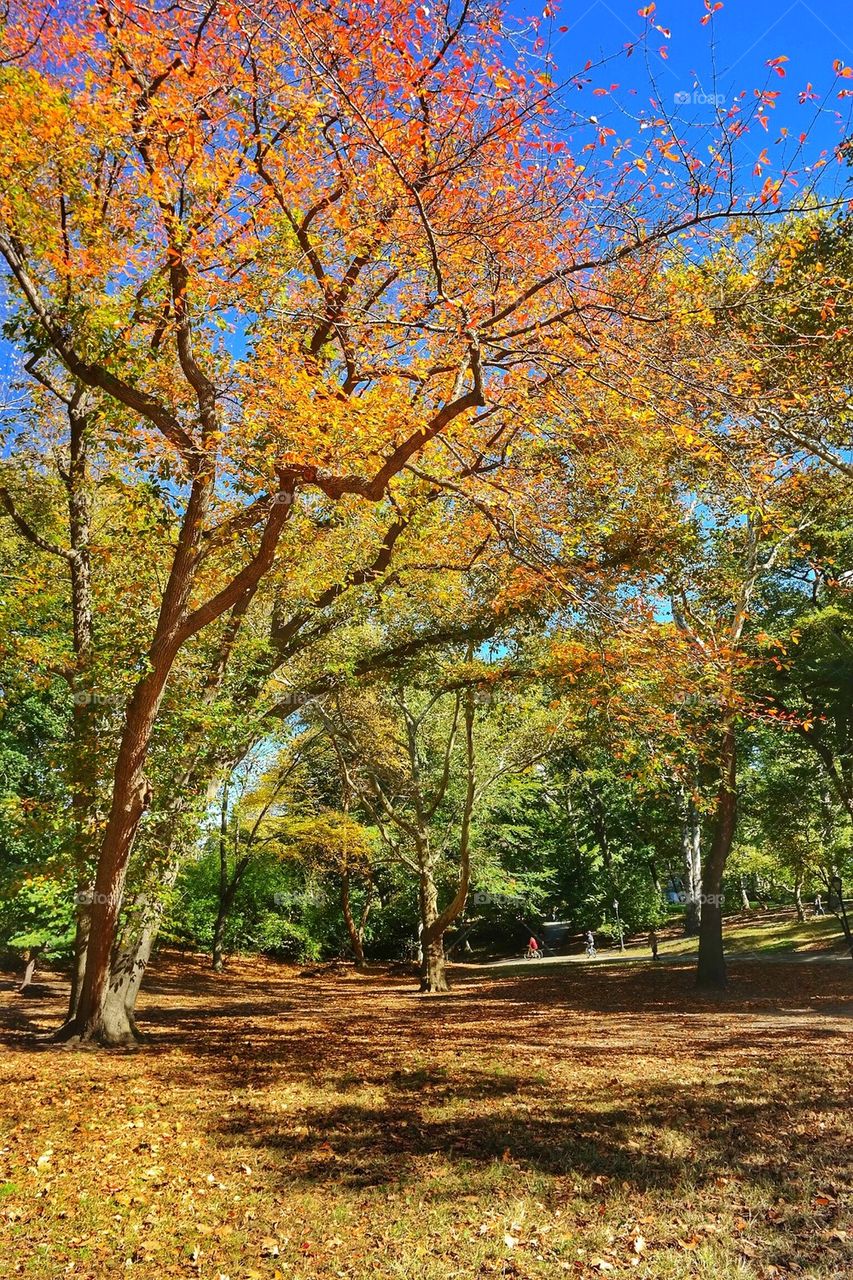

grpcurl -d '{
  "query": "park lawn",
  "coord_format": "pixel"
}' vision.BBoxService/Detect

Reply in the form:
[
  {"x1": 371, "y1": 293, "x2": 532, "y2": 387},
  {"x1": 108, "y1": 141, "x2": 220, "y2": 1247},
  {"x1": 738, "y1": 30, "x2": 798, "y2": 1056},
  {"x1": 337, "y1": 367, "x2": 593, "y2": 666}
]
[
  {"x1": 0, "y1": 954, "x2": 850, "y2": 1280},
  {"x1": 653, "y1": 911, "x2": 847, "y2": 959}
]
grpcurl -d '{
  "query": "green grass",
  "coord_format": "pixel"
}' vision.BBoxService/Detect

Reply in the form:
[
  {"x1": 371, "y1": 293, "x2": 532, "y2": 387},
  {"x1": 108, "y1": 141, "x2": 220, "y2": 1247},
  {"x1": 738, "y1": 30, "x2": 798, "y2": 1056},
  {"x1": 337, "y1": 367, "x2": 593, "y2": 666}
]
[{"x1": 655, "y1": 909, "x2": 845, "y2": 958}]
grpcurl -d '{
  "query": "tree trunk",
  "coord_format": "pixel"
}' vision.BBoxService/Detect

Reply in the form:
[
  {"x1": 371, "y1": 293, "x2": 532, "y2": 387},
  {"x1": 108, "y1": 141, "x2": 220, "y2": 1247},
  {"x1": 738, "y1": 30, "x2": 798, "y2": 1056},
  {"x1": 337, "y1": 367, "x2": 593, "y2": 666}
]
[
  {"x1": 697, "y1": 721, "x2": 737, "y2": 990},
  {"x1": 341, "y1": 870, "x2": 367, "y2": 969},
  {"x1": 61, "y1": 658, "x2": 175, "y2": 1043},
  {"x1": 67, "y1": 894, "x2": 91, "y2": 1018},
  {"x1": 739, "y1": 876, "x2": 751, "y2": 911},
  {"x1": 213, "y1": 783, "x2": 230, "y2": 972},
  {"x1": 97, "y1": 596, "x2": 263, "y2": 1022},
  {"x1": 213, "y1": 864, "x2": 249, "y2": 972},
  {"x1": 681, "y1": 794, "x2": 702, "y2": 936},
  {"x1": 83, "y1": 734, "x2": 253, "y2": 1040},
  {"x1": 60, "y1": 473, "x2": 292, "y2": 1043},
  {"x1": 100, "y1": 858, "x2": 184, "y2": 1040},
  {"x1": 19, "y1": 951, "x2": 38, "y2": 993},
  {"x1": 418, "y1": 870, "x2": 448, "y2": 993},
  {"x1": 101, "y1": 917, "x2": 158, "y2": 1043},
  {"x1": 211, "y1": 910, "x2": 227, "y2": 973},
  {"x1": 422, "y1": 932, "x2": 448, "y2": 993},
  {"x1": 794, "y1": 875, "x2": 805, "y2": 923},
  {"x1": 212, "y1": 879, "x2": 240, "y2": 973}
]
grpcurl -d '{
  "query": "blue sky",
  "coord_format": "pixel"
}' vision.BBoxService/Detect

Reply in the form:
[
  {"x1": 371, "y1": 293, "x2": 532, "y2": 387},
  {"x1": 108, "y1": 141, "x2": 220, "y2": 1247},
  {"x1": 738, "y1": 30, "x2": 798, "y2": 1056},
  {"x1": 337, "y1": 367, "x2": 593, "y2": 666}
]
[{"x1": 507, "y1": 0, "x2": 853, "y2": 196}]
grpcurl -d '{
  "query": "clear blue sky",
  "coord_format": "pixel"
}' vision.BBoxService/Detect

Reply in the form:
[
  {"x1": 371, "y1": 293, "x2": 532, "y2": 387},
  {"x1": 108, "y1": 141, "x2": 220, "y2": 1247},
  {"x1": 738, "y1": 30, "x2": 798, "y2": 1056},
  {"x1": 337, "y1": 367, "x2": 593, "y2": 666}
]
[{"x1": 508, "y1": 0, "x2": 853, "y2": 198}]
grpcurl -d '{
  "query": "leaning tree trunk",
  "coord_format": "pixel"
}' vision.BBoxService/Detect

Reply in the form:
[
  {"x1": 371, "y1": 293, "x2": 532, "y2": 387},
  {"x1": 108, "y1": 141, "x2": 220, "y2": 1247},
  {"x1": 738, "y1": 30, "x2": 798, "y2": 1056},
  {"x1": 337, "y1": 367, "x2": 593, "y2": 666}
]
[
  {"x1": 67, "y1": 675, "x2": 95, "y2": 1019},
  {"x1": 681, "y1": 793, "x2": 702, "y2": 936},
  {"x1": 341, "y1": 870, "x2": 369, "y2": 970},
  {"x1": 62, "y1": 654, "x2": 175, "y2": 1044},
  {"x1": 60, "y1": 469, "x2": 292, "y2": 1044},
  {"x1": 211, "y1": 908, "x2": 228, "y2": 974},
  {"x1": 103, "y1": 905, "x2": 163, "y2": 1041},
  {"x1": 19, "y1": 950, "x2": 38, "y2": 993},
  {"x1": 101, "y1": 855, "x2": 185, "y2": 1040},
  {"x1": 92, "y1": 719, "x2": 261, "y2": 1037},
  {"x1": 697, "y1": 721, "x2": 737, "y2": 990},
  {"x1": 103, "y1": 593, "x2": 265, "y2": 1022}
]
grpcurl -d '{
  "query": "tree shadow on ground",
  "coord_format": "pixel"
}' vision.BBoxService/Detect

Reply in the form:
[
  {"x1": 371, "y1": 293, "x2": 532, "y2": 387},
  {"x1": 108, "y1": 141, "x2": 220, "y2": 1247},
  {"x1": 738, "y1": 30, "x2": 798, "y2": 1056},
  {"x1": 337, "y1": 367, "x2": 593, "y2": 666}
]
[
  {"x1": 0, "y1": 955, "x2": 850, "y2": 1276},
  {"x1": 218, "y1": 1071, "x2": 848, "y2": 1189},
  {"x1": 209, "y1": 1054, "x2": 851, "y2": 1276}
]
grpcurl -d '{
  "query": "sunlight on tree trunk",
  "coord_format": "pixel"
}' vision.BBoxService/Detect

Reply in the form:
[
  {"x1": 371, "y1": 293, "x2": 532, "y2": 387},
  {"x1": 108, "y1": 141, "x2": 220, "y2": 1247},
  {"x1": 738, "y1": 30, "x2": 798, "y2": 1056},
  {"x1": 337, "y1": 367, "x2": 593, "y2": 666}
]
[
  {"x1": 680, "y1": 794, "x2": 702, "y2": 936},
  {"x1": 697, "y1": 723, "x2": 737, "y2": 990}
]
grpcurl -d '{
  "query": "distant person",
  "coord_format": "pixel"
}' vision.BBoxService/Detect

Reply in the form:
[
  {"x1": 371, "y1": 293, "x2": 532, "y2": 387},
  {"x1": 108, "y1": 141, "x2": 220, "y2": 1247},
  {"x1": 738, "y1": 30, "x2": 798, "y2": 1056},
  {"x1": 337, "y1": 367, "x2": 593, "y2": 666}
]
[
  {"x1": 584, "y1": 930, "x2": 596, "y2": 958},
  {"x1": 525, "y1": 935, "x2": 541, "y2": 959},
  {"x1": 648, "y1": 928, "x2": 659, "y2": 960},
  {"x1": 814, "y1": 894, "x2": 825, "y2": 917}
]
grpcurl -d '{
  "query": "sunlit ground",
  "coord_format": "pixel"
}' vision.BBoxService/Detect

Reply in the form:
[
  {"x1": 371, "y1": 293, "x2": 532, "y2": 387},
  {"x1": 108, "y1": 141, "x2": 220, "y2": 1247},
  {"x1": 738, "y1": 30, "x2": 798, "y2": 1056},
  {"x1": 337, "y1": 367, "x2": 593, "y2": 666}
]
[{"x1": 1, "y1": 949, "x2": 850, "y2": 1279}]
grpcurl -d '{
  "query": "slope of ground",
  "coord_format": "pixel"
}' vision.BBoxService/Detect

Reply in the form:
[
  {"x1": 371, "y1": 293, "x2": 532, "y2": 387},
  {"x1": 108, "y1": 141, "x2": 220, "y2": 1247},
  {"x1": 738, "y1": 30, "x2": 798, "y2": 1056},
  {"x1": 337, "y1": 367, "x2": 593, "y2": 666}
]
[{"x1": 653, "y1": 910, "x2": 847, "y2": 959}]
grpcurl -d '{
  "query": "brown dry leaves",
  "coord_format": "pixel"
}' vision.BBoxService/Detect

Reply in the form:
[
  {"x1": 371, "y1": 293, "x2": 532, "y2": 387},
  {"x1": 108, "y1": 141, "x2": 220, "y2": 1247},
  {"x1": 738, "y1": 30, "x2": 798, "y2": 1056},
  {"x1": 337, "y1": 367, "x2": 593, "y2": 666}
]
[{"x1": 0, "y1": 954, "x2": 851, "y2": 1279}]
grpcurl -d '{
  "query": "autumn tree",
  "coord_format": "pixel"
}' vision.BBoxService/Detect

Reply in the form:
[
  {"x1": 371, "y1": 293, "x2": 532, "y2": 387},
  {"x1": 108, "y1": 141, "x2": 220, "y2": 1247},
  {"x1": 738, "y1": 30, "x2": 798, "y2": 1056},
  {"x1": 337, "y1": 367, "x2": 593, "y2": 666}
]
[
  {"x1": 668, "y1": 478, "x2": 819, "y2": 987},
  {"x1": 273, "y1": 809, "x2": 378, "y2": 971},
  {"x1": 752, "y1": 477, "x2": 853, "y2": 825},
  {"x1": 716, "y1": 210, "x2": 853, "y2": 478},
  {"x1": 735, "y1": 733, "x2": 850, "y2": 921},
  {"x1": 0, "y1": 0, "x2": 830, "y2": 1038}
]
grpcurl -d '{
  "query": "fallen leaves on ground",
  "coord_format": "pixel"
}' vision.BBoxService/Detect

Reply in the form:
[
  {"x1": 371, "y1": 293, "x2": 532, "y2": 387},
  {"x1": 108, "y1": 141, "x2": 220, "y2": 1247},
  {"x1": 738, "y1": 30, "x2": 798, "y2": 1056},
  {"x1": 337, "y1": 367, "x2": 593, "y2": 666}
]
[{"x1": 0, "y1": 954, "x2": 850, "y2": 1279}]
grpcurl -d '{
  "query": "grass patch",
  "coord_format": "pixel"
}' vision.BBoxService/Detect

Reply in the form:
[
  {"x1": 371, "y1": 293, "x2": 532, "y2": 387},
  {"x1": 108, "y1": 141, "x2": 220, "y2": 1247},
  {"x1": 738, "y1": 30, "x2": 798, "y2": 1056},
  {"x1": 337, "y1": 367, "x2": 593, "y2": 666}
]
[{"x1": 657, "y1": 910, "x2": 845, "y2": 958}]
